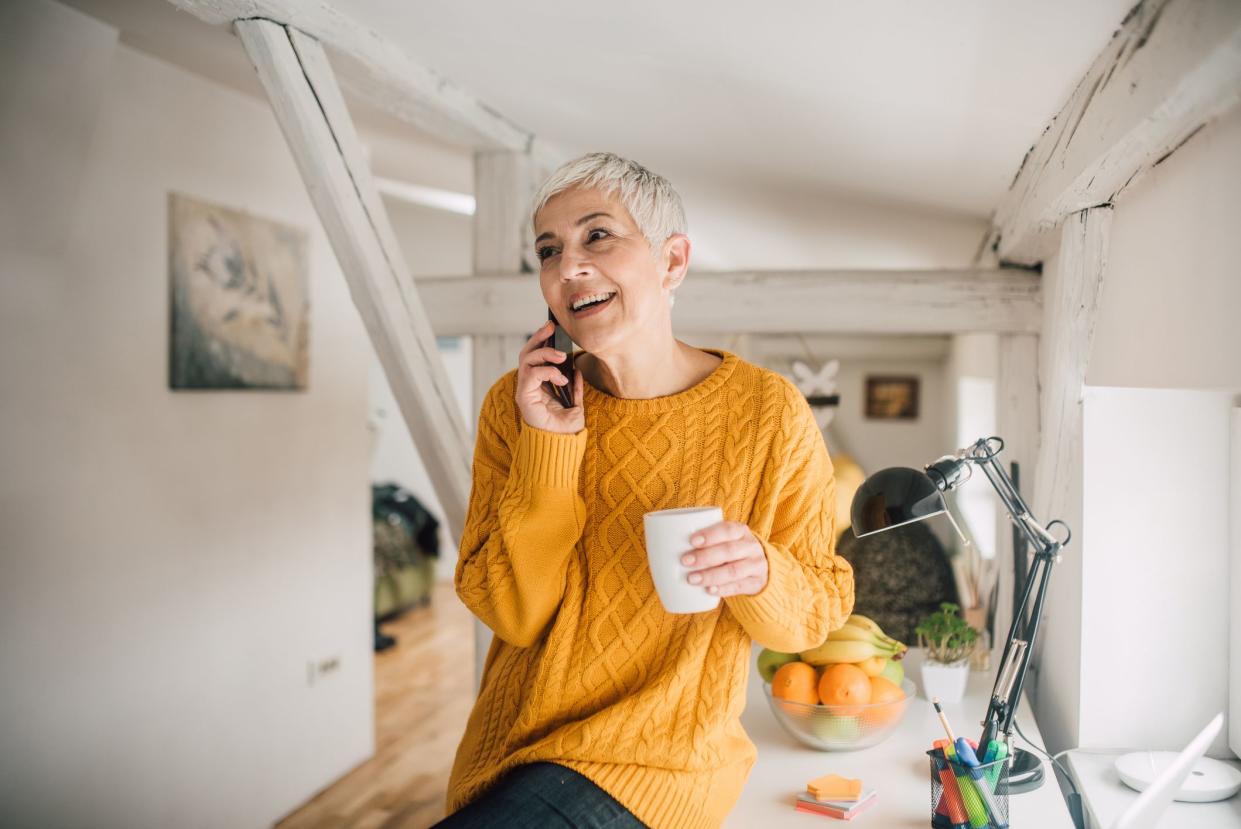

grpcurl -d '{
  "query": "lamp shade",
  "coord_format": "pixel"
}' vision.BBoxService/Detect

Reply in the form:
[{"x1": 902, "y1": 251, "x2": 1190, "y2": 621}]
[{"x1": 850, "y1": 466, "x2": 947, "y2": 537}]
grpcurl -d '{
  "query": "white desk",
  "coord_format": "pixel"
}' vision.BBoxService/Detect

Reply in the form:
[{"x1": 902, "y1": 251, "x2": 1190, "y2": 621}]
[
  {"x1": 1064, "y1": 749, "x2": 1241, "y2": 828},
  {"x1": 726, "y1": 648, "x2": 1073, "y2": 827}
]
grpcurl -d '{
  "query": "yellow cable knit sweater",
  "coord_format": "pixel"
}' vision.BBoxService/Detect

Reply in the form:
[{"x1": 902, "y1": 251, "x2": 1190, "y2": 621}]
[{"x1": 446, "y1": 348, "x2": 855, "y2": 829}]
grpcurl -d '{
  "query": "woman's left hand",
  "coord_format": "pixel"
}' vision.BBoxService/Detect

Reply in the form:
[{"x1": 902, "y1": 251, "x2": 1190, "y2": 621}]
[{"x1": 680, "y1": 521, "x2": 769, "y2": 597}]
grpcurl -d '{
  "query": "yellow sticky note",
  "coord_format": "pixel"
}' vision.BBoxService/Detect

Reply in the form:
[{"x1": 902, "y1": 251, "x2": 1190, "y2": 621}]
[{"x1": 805, "y1": 773, "x2": 861, "y2": 801}]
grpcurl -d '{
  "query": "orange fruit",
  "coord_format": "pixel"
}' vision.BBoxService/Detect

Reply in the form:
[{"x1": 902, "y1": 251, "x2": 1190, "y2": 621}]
[
  {"x1": 817, "y1": 663, "x2": 872, "y2": 715},
  {"x1": 862, "y1": 675, "x2": 906, "y2": 726},
  {"x1": 771, "y1": 661, "x2": 820, "y2": 705}
]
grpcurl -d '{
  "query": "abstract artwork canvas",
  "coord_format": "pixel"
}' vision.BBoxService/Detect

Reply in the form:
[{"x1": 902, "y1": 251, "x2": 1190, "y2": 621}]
[{"x1": 169, "y1": 192, "x2": 310, "y2": 390}]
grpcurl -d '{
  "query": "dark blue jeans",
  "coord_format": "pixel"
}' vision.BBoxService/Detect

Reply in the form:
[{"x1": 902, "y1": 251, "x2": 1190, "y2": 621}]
[{"x1": 432, "y1": 762, "x2": 650, "y2": 828}]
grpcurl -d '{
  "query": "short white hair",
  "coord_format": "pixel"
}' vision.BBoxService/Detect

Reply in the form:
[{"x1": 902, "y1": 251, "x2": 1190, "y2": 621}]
[{"x1": 530, "y1": 152, "x2": 687, "y2": 256}]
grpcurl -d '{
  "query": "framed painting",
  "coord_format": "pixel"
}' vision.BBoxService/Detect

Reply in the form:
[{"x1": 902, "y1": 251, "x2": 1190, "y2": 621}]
[
  {"x1": 865, "y1": 375, "x2": 919, "y2": 420},
  {"x1": 169, "y1": 192, "x2": 309, "y2": 390}
]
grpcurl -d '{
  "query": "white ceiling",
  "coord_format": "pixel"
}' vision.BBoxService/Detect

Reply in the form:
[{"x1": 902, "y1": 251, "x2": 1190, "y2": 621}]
[
  {"x1": 63, "y1": 0, "x2": 1138, "y2": 268},
  {"x1": 329, "y1": 0, "x2": 1136, "y2": 218}
]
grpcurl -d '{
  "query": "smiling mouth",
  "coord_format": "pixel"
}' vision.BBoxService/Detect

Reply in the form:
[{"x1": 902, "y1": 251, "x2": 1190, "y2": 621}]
[{"x1": 571, "y1": 292, "x2": 616, "y2": 315}]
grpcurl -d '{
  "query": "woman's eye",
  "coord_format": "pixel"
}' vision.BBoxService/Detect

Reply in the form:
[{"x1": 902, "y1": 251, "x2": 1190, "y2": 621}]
[{"x1": 537, "y1": 230, "x2": 606, "y2": 261}]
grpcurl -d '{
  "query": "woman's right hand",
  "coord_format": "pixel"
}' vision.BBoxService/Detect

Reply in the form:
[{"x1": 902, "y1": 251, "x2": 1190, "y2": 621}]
[{"x1": 515, "y1": 320, "x2": 585, "y2": 434}]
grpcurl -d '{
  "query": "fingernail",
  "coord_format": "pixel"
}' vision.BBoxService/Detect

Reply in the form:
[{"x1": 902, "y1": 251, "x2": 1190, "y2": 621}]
[
  {"x1": 692, "y1": 535, "x2": 704, "y2": 546},
  {"x1": 688, "y1": 574, "x2": 702, "y2": 584},
  {"x1": 682, "y1": 554, "x2": 694, "y2": 565},
  {"x1": 707, "y1": 585, "x2": 718, "y2": 594}
]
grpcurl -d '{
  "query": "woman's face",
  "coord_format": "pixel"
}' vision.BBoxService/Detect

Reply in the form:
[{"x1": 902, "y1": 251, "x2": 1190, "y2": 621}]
[{"x1": 533, "y1": 186, "x2": 688, "y2": 354}]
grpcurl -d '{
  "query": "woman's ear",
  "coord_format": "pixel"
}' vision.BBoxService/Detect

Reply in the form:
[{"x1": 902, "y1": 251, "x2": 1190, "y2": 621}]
[{"x1": 661, "y1": 233, "x2": 691, "y2": 293}]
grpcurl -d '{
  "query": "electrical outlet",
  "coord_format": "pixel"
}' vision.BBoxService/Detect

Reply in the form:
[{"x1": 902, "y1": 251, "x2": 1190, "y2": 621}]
[{"x1": 307, "y1": 655, "x2": 341, "y2": 687}]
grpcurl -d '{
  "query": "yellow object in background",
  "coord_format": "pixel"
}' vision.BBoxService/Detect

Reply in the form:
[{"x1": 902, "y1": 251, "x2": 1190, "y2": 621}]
[{"x1": 831, "y1": 453, "x2": 865, "y2": 538}]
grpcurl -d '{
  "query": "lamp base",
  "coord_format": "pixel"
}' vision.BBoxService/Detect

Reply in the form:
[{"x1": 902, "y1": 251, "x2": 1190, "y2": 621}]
[{"x1": 1007, "y1": 747, "x2": 1046, "y2": 794}]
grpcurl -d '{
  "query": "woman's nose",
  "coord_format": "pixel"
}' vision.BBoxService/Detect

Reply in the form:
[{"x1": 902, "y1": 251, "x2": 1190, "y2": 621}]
[{"x1": 559, "y1": 253, "x2": 592, "y2": 282}]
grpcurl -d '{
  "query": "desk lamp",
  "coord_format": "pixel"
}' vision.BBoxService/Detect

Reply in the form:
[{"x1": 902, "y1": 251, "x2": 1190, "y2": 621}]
[{"x1": 849, "y1": 436, "x2": 1072, "y2": 794}]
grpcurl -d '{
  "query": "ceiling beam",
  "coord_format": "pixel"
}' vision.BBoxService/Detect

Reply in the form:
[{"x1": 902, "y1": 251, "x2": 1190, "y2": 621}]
[
  {"x1": 414, "y1": 269, "x2": 1042, "y2": 336},
  {"x1": 167, "y1": 0, "x2": 563, "y2": 171},
  {"x1": 739, "y1": 334, "x2": 951, "y2": 362},
  {"x1": 234, "y1": 17, "x2": 473, "y2": 537},
  {"x1": 985, "y1": 0, "x2": 1241, "y2": 266}
]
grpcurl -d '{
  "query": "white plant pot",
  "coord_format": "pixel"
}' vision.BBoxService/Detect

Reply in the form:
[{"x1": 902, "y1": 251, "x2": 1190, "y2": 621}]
[{"x1": 920, "y1": 658, "x2": 969, "y2": 703}]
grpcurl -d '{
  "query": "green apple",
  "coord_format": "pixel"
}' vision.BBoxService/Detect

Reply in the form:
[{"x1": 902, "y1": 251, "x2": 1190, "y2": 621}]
[
  {"x1": 880, "y1": 658, "x2": 904, "y2": 685},
  {"x1": 757, "y1": 648, "x2": 800, "y2": 683},
  {"x1": 808, "y1": 714, "x2": 861, "y2": 744}
]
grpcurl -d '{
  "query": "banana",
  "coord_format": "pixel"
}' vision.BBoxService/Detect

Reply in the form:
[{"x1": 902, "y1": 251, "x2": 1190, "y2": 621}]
[
  {"x1": 842, "y1": 614, "x2": 908, "y2": 654},
  {"x1": 826, "y1": 625, "x2": 899, "y2": 654},
  {"x1": 799, "y1": 638, "x2": 886, "y2": 666},
  {"x1": 845, "y1": 614, "x2": 885, "y2": 635}
]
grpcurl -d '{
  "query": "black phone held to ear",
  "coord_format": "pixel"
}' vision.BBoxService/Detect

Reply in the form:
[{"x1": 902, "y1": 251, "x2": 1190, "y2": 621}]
[{"x1": 542, "y1": 308, "x2": 575, "y2": 409}]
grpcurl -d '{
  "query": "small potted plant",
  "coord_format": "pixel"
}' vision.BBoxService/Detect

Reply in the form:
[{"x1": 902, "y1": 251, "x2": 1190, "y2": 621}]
[{"x1": 914, "y1": 602, "x2": 979, "y2": 703}]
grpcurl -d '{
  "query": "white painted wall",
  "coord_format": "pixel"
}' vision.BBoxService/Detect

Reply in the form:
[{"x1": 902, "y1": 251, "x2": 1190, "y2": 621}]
[
  {"x1": 1, "y1": 2, "x2": 373, "y2": 825},
  {"x1": 1080, "y1": 387, "x2": 1234, "y2": 757},
  {"x1": 1032, "y1": 105, "x2": 1241, "y2": 757},
  {"x1": 1230, "y1": 408, "x2": 1241, "y2": 758},
  {"x1": 751, "y1": 349, "x2": 946, "y2": 477},
  {"x1": 1086, "y1": 107, "x2": 1241, "y2": 392},
  {"x1": 944, "y1": 334, "x2": 1000, "y2": 559}
]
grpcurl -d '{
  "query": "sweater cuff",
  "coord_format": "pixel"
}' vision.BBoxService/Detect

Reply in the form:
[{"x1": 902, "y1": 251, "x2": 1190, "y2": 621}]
[
  {"x1": 725, "y1": 537, "x2": 805, "y2": 634},
  {"x1": 511, "y1": 424, "x2": 588, "y2": 489}
]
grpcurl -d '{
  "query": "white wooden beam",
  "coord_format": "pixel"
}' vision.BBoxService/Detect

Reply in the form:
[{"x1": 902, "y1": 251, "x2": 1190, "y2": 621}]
[
  {"x1": 235, "y1": 18, "x2": 472, "y2": 537},
  {"x1": 742, "y1": 334, "x2": 951, "y2": 362},
  {"x1": 986, "y1": 0, "x2": 1241, "y2": 266},
  {"x1": 469, "y1": 149, "x2": 541, "y2": 696},
  {"x1": 473, "y1": 151, "x2": 542, "y2": 276},
  {"x1": 169, "y1": 0, "x2": 565, "y2": 167},
  {"x1": 993, "y1": 333, "x2": 1040, "y2": 670},
  {"x1": 413, "y1": 269, "x2": 1042, "y2": 336},
  {"x1": 1026, "y1": 206, "x2": 1109, "y2": 744},
  {"x1": 1032, "y1": 207, "x2": 1111, "y2": 525}
]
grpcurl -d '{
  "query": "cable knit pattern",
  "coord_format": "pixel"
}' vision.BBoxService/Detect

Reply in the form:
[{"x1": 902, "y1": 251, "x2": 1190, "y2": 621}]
[{"x1": 447, "y1": 349, "x2": 855, "y2": 829}]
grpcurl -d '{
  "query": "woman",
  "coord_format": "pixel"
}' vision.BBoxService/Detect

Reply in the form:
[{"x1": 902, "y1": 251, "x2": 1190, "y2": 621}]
[{"x1": 434, "y1": 152, "x2": 855, "y2": 829}]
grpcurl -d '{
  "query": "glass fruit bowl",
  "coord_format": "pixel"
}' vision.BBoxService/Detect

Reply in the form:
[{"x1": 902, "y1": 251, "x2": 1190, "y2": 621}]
[{"x1": 762, "y1": 677, "x2": 916, "y2": 751}]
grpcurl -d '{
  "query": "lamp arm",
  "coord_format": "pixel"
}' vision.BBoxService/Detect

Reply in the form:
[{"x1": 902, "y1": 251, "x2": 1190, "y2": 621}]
[
  {"x1": 954, "y1": 439, "x2": 1067, "y2": 545},
  {"x1": 972, "y1": 448, "x2": 1058, "y2": 552},
  {"x1": 1001, "y1": 545, "x2": 1058, "y2": 735},
  {"x1": 963, "y1": 441, "x2": 1066, "y2": 750}
]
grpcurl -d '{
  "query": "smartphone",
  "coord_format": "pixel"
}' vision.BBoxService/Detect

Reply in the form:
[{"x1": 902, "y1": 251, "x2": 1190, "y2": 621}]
[{"x1": 542, "y1": 308, "x2": 575, "y2": 408}]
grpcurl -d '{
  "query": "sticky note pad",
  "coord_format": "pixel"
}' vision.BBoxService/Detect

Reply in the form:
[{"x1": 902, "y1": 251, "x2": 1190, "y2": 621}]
[{"x1": 806, "y1": 773, "x2": 862, "y2": 801}]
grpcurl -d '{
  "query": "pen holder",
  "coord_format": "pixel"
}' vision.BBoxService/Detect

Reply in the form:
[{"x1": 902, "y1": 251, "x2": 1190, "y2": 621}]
[{"x1": 927, "y1": 749, "x2": 1012, "y2": 829}]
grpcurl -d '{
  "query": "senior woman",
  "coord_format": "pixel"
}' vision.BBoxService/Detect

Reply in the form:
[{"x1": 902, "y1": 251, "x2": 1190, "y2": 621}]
[{"x1": 434, "y1": 152, "x2": 855, "y2": 829}]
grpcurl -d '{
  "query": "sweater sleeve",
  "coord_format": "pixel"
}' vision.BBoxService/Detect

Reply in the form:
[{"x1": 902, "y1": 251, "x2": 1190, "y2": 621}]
[
  {"x1": 454, "y1": 377, "x2": 588, "y2": 648},
  {"x1": 724, "y1": 381, "x2": 855, "y2": 653}
]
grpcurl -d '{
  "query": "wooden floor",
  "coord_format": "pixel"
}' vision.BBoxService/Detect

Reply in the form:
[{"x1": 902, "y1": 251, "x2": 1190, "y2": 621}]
[{"x1": 277, "y1": 581, "x2": 475, "y2": 829}]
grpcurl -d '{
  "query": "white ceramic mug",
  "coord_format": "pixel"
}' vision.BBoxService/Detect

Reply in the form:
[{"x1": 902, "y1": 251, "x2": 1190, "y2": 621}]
[{"x1": 643, "y1": 506, "x2": 724, "y2": 614}]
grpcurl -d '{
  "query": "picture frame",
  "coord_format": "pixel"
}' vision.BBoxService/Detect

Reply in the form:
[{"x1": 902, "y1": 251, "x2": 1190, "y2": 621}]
[
  {"x1": 865, "y1": 375, "x2": 919, "y2": 420},
  {"x1": 169, "y1": 192, "x2": 310, "y2": 390}
]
